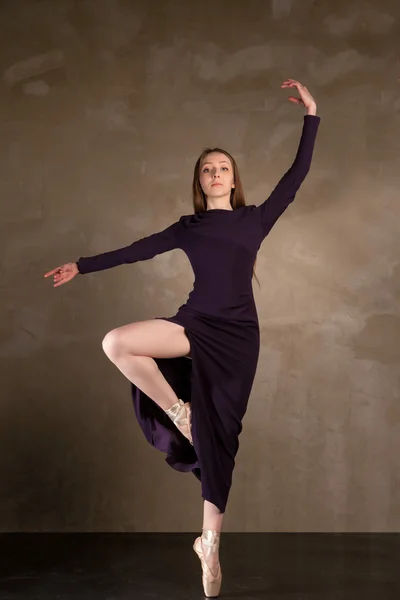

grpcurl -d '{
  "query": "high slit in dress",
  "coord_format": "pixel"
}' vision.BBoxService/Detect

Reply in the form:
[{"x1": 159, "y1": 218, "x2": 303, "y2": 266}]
[{"x1": 77, "y1": 114, "x2": 321, "y2": 513}]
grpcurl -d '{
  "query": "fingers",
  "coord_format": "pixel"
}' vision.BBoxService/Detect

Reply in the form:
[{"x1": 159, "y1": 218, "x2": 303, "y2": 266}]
[
  {"x1": 44, "y1": 264, "x2": 72, "y2": 286},
  {"x1": 53, "y1": 280, "x2": 67, "y2": 287},
  {"x1": 44, "y1": 266, "x2": 62, "y2": 277},
  {"x1": 284, "y1": 79, "x2": 301, "y2": 84},
  {"x1": 53, "y1": 273, "x2": 71, "y2": 287},
  {"x1": 281, "y1": 80, "x2": 313, "y2": 107},
  {"x1": 281, "y1": 80, "x2": 306, "y2": 89}
]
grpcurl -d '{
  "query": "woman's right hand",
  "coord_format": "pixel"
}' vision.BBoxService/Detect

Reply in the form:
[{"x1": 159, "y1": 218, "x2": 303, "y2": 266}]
[{"x1": 44, "y1": 262, "x2": 79, "y2": 287}]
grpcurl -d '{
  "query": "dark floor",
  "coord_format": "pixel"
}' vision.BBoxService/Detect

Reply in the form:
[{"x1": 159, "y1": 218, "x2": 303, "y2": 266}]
[{"x1": 0, "y1": 533, "x2": 399, "y2": 599}]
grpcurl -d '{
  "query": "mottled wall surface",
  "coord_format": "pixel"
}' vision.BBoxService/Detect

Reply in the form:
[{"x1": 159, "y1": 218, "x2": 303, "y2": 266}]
[{"x1": 1, "y1": 0, "x2": 399, "y2": 532}]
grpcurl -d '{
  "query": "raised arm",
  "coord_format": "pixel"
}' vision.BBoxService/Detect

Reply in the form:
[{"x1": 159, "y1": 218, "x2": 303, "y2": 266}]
[
  {"x1": 254, "y1": 113, "x2": 321, "y2": 239},
  {"x1": 77, "y1": 217, "x2": 183, "y2": 274}
]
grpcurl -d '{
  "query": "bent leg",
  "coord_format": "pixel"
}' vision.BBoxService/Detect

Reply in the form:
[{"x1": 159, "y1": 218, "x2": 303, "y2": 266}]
[
  {"x1": 102, "y1": 318, "x2": 191, "y2": 410},
  {"x1": 102, "y1": 318, "x2": 191, "y2": 359}
]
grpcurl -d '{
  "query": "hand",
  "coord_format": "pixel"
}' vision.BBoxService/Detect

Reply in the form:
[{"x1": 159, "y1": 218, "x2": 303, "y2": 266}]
[
  {"x1": 281, "y1": 79, "x2": 317, "y2": 111},
  {"x1": 44, "y1": 262, "x2": 79, "y2": 287}
]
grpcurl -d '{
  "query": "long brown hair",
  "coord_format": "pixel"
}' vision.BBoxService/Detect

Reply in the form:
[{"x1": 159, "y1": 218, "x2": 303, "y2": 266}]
[{"x1": 192, "y1": 147, "x2": 260, "y2": 288}]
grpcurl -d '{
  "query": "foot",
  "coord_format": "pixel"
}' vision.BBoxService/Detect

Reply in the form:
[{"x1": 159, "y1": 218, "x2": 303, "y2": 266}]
[
  {"x1": 193, "y1": 530, "x2": 222, "y2": 598},
  {"x1": 165, "y1": 399, "x2": 193, "y2": 445}
]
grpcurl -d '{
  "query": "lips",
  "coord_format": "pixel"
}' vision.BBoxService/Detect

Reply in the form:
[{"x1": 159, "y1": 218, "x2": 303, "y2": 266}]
[{"x1": 212, "y1": 183, "x2": 223, "y2": 186}]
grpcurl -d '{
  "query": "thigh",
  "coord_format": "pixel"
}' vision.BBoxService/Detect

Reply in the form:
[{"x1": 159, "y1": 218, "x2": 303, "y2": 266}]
[{"x1": 106, "y1": 318, "x2": 191, "y2": 359}]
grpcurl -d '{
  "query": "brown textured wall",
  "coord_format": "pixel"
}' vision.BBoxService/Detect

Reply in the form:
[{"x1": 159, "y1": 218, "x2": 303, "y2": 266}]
[{"x1": 1, "y1": 0, "x2": 400, "y2": 532}]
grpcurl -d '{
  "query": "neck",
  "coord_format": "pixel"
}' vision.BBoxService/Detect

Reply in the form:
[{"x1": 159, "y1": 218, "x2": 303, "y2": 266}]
[
  {"x1": 205, "y1": 190, "x2": 233, "y2": 211},
  {"x1": 207, "y1": 206, "x2": 232, "y2": 211}
]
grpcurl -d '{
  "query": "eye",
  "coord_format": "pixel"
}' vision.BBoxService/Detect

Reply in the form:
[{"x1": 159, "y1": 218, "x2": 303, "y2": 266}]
[{"x1": 202, "y1": 166, "x2": 229, "y2": 172}]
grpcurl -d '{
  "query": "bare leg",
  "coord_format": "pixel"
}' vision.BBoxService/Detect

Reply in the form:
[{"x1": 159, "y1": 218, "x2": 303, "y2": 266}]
[
  {"x1": 202, "y1": 500, "x2": 224, "y2": 569},
  {"x1": 102, "y1": 319, "x2": 191, "y2": 411},
  {"x1": 106, "y1": 353, "x2": 180, "y2": 410},
  {"x1": 203, "y1": 500, "x2": 224, "y2": 532}
]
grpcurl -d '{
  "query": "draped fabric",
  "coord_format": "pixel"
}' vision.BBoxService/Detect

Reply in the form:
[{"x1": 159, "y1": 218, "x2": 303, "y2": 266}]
[{"x1": 77, "y1": 115, "x2": 321, "y2": 512}]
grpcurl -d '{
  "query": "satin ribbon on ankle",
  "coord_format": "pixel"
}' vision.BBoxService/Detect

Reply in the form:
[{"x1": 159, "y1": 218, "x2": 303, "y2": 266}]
[{"x1": 165, "y1": 399, "x2": 193, "y2": 445}]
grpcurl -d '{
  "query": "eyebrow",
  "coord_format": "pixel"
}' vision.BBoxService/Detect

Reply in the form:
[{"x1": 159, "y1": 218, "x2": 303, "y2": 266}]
[{"x1": 201, "y1": 160, "x2": 230, "y2": 166}]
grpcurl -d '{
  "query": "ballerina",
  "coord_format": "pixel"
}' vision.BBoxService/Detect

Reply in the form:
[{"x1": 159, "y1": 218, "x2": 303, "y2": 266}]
[{"x1": 45, "y1": 79, "x2": 320, "y2": 598}]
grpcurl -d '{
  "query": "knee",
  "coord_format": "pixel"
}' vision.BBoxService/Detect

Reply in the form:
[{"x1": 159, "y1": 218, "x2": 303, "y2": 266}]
[{"x1": 102, "y1": 329, "x2": 123, "y2": 360}]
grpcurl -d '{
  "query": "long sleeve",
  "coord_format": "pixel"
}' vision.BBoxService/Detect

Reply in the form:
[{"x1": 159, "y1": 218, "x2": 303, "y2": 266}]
[
  {"x1": 76, "y1": 217, "x2": 183, "y2": 275},
  {"x1": 254, "y1": 114, "x2": 321, "y2": 238}
]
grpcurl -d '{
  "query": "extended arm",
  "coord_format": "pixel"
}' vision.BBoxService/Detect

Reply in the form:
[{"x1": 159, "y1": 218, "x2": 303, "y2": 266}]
[
  {"x1": 254, "y1": 114, "x2": 321, "y2": 238},
  {"x1": 76, "y1": 218, "x2": 182, "y2": 274}
]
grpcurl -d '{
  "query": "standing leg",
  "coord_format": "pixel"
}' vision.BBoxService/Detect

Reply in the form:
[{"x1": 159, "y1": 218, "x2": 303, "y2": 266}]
[
  {"x1": 203, "y1": 500, "x2": 224, "y2": 532},
  {"x1": 193, "y1": 500, "x2": 224, "y2": 597}
]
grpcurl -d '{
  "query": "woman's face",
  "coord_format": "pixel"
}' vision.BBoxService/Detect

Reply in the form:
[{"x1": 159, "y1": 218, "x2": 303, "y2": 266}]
[{"x1": 199, "y1": 152, "x2": 235, "y2": 199}]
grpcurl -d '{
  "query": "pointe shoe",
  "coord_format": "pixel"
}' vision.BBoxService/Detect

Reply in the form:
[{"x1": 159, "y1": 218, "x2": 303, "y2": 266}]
[
  {"x1": 193, "y1": 529, "x2": 222, "y2": 598},
  {"x1": 165, "y1": 398, "x2": 193, "y2": 445}
]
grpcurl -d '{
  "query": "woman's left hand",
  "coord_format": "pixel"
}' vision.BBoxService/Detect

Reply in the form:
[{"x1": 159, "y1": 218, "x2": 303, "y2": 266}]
[{"x1": 281, "y1": 79, "x2": 317, "y2": 110}]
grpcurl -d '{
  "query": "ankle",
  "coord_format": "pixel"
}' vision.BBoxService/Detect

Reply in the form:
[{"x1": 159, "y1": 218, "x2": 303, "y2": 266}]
[
  {"x1": 202, "y1": 528, "x2": 221, "y2": 536},
  {"x1": 201, "y1": 529, "x2": 221, "y2": 546},
  {"x1": 165, "y1": 399, "x2": 193, "y2": 445},
  {"x1": 165, "y1": 398, "x2": 184, "y2": 414}
]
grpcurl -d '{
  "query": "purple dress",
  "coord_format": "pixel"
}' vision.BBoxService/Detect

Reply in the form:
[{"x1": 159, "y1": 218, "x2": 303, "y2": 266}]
[{"x1": 77, "y1": 114, "x2": 321, "y2": 512}]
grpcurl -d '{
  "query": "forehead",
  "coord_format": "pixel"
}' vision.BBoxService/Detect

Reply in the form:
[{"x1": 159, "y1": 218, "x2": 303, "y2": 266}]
[{"x1": 201, "y1": 152, "x2": 232, "y2": 166}]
